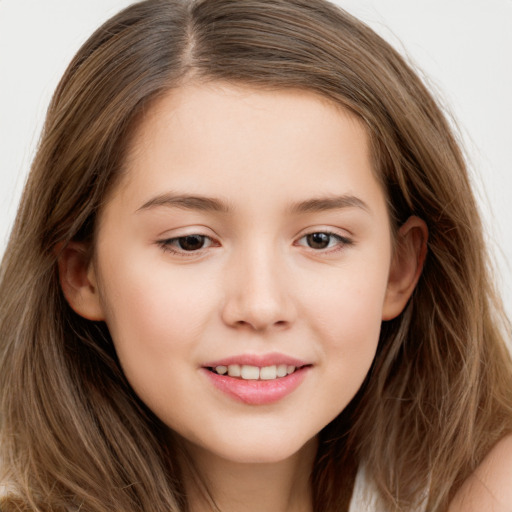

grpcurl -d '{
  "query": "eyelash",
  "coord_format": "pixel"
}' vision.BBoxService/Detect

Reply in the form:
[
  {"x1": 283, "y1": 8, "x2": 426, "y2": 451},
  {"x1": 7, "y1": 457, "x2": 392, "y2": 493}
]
[{"x1": 157, "y1": 231, "x2": 353, "y2": 257}]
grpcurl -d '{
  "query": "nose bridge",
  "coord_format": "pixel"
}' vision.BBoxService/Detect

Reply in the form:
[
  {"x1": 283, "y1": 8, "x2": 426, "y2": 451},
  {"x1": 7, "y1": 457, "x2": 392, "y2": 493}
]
[{"x1": 221, "y1": 236, "x2": 295, "y2": 331}]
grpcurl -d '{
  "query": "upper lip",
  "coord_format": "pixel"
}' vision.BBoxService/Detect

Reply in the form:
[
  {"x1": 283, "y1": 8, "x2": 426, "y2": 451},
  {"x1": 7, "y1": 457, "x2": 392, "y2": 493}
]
[{"x1": 203, "y1": 352, "x2": 310, "y2": 368}]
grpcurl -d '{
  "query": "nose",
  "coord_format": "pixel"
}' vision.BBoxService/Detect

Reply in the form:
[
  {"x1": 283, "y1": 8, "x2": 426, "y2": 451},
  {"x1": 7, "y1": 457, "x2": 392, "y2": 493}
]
[{"x1": 221, "y1": 244, "x2": 296, "y2": 332}]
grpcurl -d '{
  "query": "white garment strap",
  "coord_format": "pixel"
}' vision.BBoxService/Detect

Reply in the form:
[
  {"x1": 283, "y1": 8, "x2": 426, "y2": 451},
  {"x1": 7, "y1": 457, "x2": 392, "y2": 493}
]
[
  {"x1": 348, "y1": 465, "x2": 380, "y2": 512},
  {"x1": 348, "y1": 465, "x2": 428, "y2": 512}
]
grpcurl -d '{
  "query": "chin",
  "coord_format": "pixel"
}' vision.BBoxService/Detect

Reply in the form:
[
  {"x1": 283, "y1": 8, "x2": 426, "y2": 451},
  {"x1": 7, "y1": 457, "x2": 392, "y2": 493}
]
[{"x1": 200, "y1": 433, "x2": 318, "y2": 466}]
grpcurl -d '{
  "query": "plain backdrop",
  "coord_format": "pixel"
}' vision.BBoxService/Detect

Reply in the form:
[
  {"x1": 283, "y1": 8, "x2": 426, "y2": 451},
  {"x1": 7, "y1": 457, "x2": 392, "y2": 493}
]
[{"x1": 0, "y1": 0, "x2": 511, "y2": 320}]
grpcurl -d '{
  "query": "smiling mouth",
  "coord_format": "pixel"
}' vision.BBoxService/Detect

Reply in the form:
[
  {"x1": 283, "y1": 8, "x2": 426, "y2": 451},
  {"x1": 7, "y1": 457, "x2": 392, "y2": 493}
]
[{"x1": 206, "y1": 364, "x2": 308, "y2": 381}]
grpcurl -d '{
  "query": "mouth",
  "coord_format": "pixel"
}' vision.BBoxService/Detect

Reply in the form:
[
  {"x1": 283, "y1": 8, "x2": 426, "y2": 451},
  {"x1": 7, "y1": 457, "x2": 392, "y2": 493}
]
[
  {"x1": 206, "y1": 364, "x2": 308, "y2": 381},
  {"x1": 202, "y1": 357, "x2": 312, "y2": 405}
]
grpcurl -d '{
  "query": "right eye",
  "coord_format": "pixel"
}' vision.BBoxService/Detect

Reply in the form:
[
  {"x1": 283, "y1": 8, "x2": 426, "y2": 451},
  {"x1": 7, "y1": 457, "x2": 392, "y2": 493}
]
[{"x1": 157, "y1": 234, "x2": 216, "y2": 255}]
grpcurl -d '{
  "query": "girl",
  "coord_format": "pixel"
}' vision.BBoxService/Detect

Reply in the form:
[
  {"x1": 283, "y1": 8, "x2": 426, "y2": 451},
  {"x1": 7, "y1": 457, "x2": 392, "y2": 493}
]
[{"x1": 1, "y1": 1, "x2": 511, "y2": 510}]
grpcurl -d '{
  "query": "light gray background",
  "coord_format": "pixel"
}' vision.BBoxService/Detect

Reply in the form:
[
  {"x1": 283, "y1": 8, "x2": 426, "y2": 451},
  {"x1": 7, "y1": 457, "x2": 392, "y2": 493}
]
[{"x1": 1, "y1": 1, "x2": 511, "y2": 319}]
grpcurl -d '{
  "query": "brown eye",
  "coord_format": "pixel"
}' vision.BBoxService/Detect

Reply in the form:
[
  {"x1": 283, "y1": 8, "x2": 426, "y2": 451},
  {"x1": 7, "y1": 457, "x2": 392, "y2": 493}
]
[
  {"x1": 158, "y1": 234, "x2": 217, "y2": 257},
  {"x1": 306, "y1": 232, "x2": 331, "y2": 249},
  {"x1": 177, "y1": 235, "x2": 207, "y2": 251},
  {"x1": 296, "y1": 231, "x2": 352, "y2": 253}
]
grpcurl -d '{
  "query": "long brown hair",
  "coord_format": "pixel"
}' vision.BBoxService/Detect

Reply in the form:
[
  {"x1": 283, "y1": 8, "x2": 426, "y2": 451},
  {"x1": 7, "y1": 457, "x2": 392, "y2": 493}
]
[{"x1": 1, "y1": 1, "x2": 511, "y2": 510}]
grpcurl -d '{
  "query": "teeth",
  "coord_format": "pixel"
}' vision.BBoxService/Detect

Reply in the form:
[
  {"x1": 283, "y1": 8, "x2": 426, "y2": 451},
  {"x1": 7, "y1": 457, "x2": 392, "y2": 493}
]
[
  {"x1": 227, "y1": 364, "x2": 241, "y2": 377},
  {"x1": 241, "y1": 365, "x2": 260, "y2": 380},
  {"x1": 215, "y1": 365, "x2": 227, "y2": 375},
  {"x1": 260, "y1": 365, "x2": 277, "y2": 380},
  {"x1": 214, "y1": 364, "x2": 299, "y2": 380},
  {"x1": 276, "y1": 364, "x2": 288, "y2": 377}
]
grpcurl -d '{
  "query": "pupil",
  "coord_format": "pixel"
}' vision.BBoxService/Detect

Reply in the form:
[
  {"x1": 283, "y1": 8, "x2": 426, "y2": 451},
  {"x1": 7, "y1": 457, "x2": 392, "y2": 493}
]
[
  {"x1": 179, "y1": 235, "x2": 205, "y2": 251},
  {"x1": 307, "y1": 232, "x2": 330, "y2": 249}
]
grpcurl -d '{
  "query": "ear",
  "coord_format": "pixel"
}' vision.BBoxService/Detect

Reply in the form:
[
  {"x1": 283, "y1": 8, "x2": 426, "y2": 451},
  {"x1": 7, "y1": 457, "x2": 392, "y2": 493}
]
[
  {"x1": 382, "y1": 216, "x2": 428, "y2": 321},
  {"x1": 56, "y1": 242, "x2": 105, "y2": 321}
]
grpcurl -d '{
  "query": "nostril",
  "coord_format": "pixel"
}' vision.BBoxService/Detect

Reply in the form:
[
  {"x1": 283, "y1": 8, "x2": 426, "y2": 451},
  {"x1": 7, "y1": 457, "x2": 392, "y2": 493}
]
[{"x1": 231, "y1": 318, "x2": 289, "y2": 331}]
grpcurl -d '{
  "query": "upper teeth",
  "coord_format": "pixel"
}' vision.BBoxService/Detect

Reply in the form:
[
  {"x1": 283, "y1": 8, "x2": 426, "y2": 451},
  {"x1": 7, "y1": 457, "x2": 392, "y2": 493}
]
[{"x1": 214, "y1": 364, "x2": 296, "y2": 380}]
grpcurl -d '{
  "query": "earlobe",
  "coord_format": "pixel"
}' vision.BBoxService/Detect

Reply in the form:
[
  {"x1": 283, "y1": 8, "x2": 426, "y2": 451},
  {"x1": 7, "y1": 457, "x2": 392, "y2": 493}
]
[
  {"x1": 56, "y1": 242, "x2": 105, "y2": 321},
  {"x1": 382, "y1": 216, "x2": 428, "y2": 321}
]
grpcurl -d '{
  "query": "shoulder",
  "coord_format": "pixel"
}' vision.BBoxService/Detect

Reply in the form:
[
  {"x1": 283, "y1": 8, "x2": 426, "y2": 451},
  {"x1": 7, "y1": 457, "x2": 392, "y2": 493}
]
[{"x1": 448, "y1": 434, "x2": 512, "y2": 512}]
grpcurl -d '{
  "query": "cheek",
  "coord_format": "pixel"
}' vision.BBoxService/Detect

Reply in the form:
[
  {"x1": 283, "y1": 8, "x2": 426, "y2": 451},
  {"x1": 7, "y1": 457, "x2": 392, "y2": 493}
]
[
  {"x1": 96, "y1": 249, "x2": 219, "y2": 364},
  {"x1": 95, "y1": 253, "x2": 220, "y2": 423},
  {"x1": 316, "y1": 289, "x2": 382, "y2": 375},
  {"x1": 301, "y1": 257, "x2": 390, "y2": 395},
  {"x1": 305, "y1": 261, "x2": 389, "y2": 341}
]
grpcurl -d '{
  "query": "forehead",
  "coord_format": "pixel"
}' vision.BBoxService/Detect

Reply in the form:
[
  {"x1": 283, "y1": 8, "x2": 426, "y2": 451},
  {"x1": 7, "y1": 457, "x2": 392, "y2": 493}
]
[
  {"x1": 112, "y1": 82, "x2": 384, "y2": 216},
  {"x1": 128, "y1": 81, "x2": 364, "y2": 151}
]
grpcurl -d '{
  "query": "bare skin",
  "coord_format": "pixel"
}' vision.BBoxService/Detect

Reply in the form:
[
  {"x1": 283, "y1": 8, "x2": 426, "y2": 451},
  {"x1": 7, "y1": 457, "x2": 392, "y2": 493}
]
[
  {"x1": 181, "y1": 437, "x2": 317, "y2": 512},
  {"x1": 448, "y1": 434, "x2": 512, "y2": 512}
]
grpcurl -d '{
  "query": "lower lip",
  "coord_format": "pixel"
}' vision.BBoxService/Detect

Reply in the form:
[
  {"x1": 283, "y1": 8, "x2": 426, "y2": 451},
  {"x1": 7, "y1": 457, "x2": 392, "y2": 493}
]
[{"x1": 202, "y1": 367, "x2": 310, "y2": 405}]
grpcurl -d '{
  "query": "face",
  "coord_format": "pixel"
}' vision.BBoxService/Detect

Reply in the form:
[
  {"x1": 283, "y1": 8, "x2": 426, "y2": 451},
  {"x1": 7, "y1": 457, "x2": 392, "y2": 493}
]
[{"x1": 84, "y1": 83, "x2": 409, "y2": 465}]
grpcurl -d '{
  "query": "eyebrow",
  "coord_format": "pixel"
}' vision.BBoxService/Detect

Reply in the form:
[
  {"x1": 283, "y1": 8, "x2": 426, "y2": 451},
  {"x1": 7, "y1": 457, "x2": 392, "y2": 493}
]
[
  {"x1": 288, "y1": 195, "x2": 370, "y2": 214},
  {"x1": 137, "y1": 193, "x2": 231, "y2": 213},
  {"x1": 136, "y1": 192, "x2": 369, "y2": 215}
]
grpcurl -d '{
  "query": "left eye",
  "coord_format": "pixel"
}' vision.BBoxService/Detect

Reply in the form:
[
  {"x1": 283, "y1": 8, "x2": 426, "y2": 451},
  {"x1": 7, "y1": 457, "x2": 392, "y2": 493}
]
[{"x1": 297, "y1": 232, "x2": 349, "y2": 250}]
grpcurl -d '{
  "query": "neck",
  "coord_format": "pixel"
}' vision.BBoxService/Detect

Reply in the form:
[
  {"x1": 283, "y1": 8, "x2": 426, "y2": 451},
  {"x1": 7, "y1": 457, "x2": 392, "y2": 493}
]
[{"x1": 180, "y1": 438, "x2": 317, "y2": 512}]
